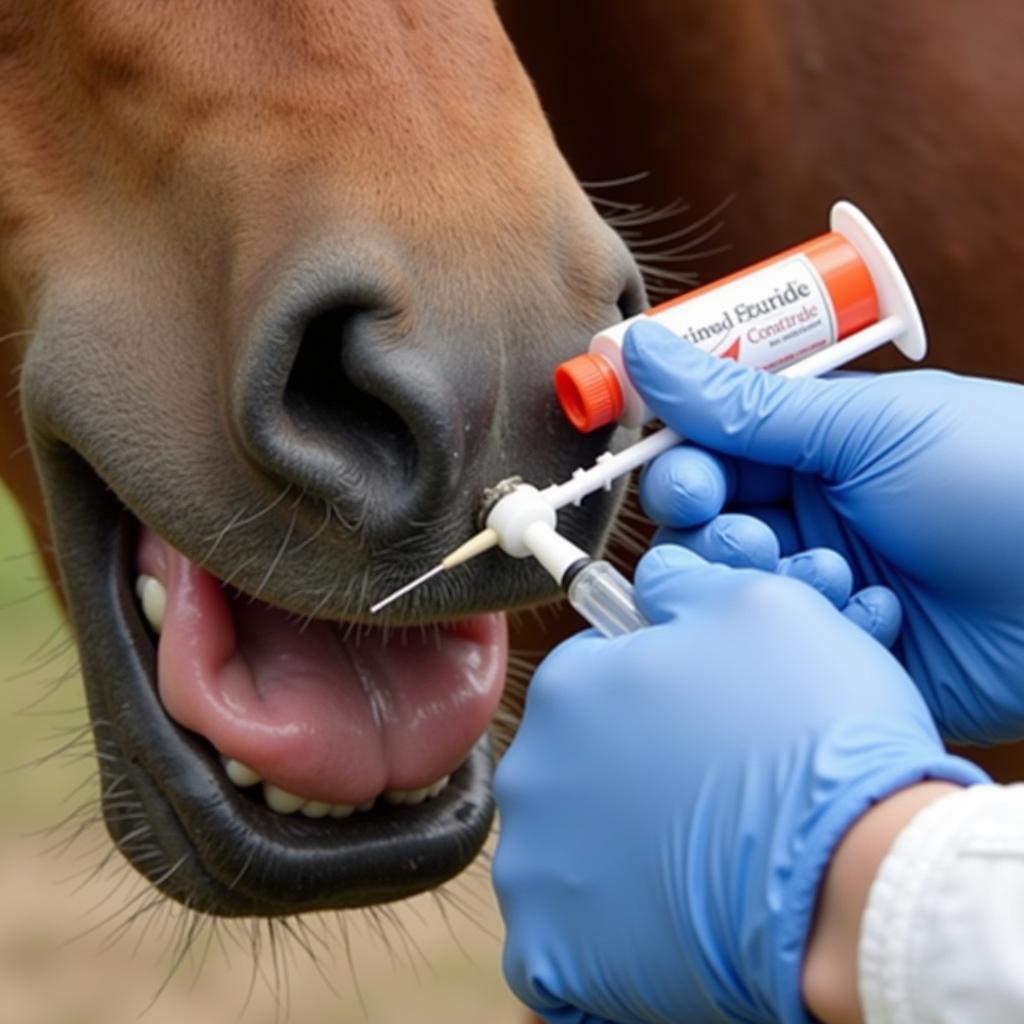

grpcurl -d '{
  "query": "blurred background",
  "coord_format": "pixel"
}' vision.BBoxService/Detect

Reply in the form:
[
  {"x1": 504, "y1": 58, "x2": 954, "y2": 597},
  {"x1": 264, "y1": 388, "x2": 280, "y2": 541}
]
[{"x1": 0, "y1": 482, "x2": 521, "y2": 1024}]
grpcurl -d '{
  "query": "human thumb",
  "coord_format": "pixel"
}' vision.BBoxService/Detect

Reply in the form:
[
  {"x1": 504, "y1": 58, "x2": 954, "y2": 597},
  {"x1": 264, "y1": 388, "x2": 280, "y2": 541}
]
[{"x1": 623, "y1": 319, "x2": 858, "y2": 477}]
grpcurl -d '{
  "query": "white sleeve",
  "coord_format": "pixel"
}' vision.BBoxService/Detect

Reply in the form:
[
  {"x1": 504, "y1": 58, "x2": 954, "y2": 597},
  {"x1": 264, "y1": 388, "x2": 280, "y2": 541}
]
[{"x1": 859, "y1": 783, "x2": 1024, "y2": 1024}]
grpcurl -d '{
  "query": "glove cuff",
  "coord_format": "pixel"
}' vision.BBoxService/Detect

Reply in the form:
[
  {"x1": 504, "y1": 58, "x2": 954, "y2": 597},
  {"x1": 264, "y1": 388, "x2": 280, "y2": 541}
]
[{"x1": 770, "y1": 753, "x2": 990, "y2": 1024}]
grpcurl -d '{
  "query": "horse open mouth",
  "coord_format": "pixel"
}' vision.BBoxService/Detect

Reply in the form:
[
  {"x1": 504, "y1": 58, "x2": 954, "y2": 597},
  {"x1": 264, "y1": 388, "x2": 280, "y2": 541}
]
[
  {"x1": 59, "y1": 454, "x2": 530, "y2": 918},
  {"x1": 138, "y1": 524, "x2": 506, "y2": 819},
  {"x1": 25, "y1": 238, "x2": 637, "y2": 919}
]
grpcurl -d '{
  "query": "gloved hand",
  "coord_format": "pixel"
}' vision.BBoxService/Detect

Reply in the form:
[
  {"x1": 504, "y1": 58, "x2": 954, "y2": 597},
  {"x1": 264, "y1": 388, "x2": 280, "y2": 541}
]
[
  {"x1": 494, "y1": 547, "x2": 988, "y2": 1024},
  {"x1": 625, "y1": 320, "x2": 1024, "y2": 745},
  {"x1": 635, "y1": 496, "x2": 904, "y2": 650}
]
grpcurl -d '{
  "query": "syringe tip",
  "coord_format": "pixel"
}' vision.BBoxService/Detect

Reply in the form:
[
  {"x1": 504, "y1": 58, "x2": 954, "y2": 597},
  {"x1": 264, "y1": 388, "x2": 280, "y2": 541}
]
[
  {"x1": 440, "y1": 527, "x2": 499, "y2": 570},
  {"x1": 369, "y1": 563, "x2": 444, "y2": 615},
  {"x1": 368, "y1": 528, "x2": 499, "y2": 615}
]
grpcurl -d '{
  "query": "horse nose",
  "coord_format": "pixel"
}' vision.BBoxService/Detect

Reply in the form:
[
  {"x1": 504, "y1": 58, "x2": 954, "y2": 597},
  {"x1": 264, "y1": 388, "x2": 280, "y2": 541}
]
[{"x1": 232, "y1": 265, "x2": 472, "y2": 542}]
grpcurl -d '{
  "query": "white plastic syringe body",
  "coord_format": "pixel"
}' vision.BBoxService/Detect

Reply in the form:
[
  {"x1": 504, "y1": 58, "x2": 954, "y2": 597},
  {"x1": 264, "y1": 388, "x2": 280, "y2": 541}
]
[
  {"x1": 372, "y1": 202, "x2": 929, "y2": 626},
  {"x1": 539, "y1": 312, "x2": 903, "y2": 514},
  {"x1": 480, "y1": 310, "x2": 911, "y2": 637}
]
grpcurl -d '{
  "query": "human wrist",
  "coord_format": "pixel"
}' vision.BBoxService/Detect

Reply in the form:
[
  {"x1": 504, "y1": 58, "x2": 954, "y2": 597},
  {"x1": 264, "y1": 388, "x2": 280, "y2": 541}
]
[{"x1": 801, "y1": 781, "x2": 963, "y2": 1024}]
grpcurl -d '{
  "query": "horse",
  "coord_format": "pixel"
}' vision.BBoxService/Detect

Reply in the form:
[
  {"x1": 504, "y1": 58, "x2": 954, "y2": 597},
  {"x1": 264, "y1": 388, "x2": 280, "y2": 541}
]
[
  {"x1": 2, "y1": 0, "x2": 1023, "y2": 1013},
  {"x1": 0, "y1": 0, "x2": 642, "y2": 923}
]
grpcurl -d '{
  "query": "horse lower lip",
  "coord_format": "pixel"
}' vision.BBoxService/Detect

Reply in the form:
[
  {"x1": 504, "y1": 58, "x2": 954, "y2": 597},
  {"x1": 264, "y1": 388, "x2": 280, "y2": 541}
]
[{"x1": 45, "y1": 454, "x2": 499, "y2": 916}]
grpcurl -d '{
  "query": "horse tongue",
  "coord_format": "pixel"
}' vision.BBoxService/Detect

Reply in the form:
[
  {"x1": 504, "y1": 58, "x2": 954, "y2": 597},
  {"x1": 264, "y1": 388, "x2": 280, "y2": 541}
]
[{"x1": 138, "y1": 528, "x2": 507, "y2": 806}]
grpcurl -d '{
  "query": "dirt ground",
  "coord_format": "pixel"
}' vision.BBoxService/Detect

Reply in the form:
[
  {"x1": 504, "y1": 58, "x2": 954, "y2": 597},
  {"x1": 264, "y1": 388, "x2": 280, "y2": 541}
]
[
  {"x1": 0, "y1": 834, "x2": 520, "y2": 1024},
  {"x1": 0, "y1": 485, "x2": 522, "y2": 1024}
]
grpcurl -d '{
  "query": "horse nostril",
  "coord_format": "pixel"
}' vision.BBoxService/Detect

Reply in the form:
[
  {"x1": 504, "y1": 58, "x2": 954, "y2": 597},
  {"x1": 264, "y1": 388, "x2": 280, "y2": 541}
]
[
  {"x1": 285, "y1": 308, "x2": 418, "y2": 484},
  {"x1": 236, "y1": 242, "x2": 646, "y2": 546},
  {"x1": 234, "y1": 280, "x2": 465, "y2": 542}
]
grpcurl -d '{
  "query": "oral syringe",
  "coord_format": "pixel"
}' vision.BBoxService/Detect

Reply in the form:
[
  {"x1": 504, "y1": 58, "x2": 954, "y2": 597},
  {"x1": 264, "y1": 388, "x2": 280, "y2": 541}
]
[{"x1": 369, "y1": 202, "x2": 927, "y2": 636}]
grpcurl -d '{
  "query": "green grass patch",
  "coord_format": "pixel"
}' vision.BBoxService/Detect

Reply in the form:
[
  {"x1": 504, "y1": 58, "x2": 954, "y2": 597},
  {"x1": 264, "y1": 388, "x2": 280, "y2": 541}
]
[{"x1": 0, "y1": 481, "x2": 95, "y2": 825}]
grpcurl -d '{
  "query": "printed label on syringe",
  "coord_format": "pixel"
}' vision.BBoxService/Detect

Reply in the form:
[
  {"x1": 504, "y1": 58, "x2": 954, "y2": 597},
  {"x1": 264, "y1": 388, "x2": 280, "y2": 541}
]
[{"x1": 649, "y1": 255, "x2": 838, "y2": 371}]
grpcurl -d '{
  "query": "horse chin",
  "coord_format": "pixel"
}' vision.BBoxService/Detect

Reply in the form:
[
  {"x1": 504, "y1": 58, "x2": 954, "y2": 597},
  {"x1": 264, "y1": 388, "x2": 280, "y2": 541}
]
[{"x1": 44, "y1": 436, "x2": 623, "y2": 917}]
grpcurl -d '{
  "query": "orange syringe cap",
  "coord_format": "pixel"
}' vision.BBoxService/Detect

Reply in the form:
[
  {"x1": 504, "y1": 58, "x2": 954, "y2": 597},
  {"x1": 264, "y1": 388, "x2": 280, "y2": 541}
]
[{"x1": 554, "y1": 352, "x2": 625, "y2": 433}]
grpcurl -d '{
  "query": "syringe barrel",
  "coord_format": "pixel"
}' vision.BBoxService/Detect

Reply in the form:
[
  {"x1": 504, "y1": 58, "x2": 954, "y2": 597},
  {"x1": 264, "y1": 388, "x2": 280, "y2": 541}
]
[
  {"x1": 566, "y1": 560, "x2": 649, "y2": 637},
  {"x1": 554, "y1": 201, "x2": 926, "y2": 433}
]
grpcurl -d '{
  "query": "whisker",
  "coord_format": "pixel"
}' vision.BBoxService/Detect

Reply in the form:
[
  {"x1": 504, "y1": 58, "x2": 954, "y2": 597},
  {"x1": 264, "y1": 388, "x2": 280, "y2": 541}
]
[
  {"x1": 579, "y1": 170, "x2": 650, "y2": 191},
  {"x1": 288, "y1": 498, "x2": 332, "y2": 557},
  {"x1": 200, "y1": 484, "x2": 292, "y2": 564},
  {"x1": 0, "y1": 328, "x2": 38, "y2": 345},
  {"x1": 139, "y1": 896, "x2": 205, "y2": 1013},
  {"x1": 250, "y1": 494, "x2": 302, "y2": 601}
]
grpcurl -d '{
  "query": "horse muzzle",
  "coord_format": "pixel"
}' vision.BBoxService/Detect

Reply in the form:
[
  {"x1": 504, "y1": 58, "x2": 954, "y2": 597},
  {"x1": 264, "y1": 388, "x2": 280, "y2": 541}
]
[{"x1": 19, "y1": 231, "x2": 644, "y2": 916}]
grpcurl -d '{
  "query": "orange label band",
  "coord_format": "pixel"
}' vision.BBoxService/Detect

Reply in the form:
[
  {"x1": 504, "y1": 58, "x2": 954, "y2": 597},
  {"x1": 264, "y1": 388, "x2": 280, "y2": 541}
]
[{"x1": 650, "y1": 231, "x2": 878, "y2": 337}]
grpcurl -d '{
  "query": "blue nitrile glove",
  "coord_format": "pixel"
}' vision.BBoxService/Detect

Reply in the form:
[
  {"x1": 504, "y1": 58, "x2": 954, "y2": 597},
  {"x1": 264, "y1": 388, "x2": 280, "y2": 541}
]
[
  {"x1": 494, "y1": 546, "x2": 988, "y2": 1024},
  {"x1": 636, "y1": 477, "x2": 904, "y2": 650},
  {"x1": 624, "y1": 320, "x2": 1024, "y2": 746}
]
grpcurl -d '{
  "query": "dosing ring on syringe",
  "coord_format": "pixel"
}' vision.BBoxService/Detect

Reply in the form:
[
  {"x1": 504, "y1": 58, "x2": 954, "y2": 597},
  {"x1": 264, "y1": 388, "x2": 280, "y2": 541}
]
[
  {"x1": 477, "y1": 475, "x2": 525, "y2": 529},
  {"x1": 555, "y1": 200, "x2": 927, "y2": 433}
]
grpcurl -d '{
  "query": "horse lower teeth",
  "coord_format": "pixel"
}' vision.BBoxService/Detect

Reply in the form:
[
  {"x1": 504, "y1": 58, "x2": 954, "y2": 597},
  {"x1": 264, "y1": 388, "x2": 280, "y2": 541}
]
[
  {"x1": 223, "y1": 757, "x2": 262, "y2": 787},
  {"x1": 263, "y1": 783, "x2": 305, "y2": 814},
  {"x1": 240, "y1": 775, "x2": 449, "y2": 816},
  {"x1": 135, "y1": 574, "x2": 167, "y2": 633},
  {"x1": 386, "y1": 785, "x2": 431, "y2": 805}
]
